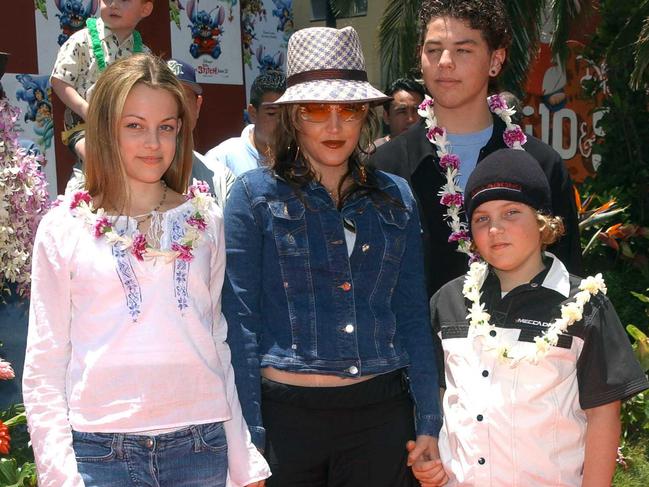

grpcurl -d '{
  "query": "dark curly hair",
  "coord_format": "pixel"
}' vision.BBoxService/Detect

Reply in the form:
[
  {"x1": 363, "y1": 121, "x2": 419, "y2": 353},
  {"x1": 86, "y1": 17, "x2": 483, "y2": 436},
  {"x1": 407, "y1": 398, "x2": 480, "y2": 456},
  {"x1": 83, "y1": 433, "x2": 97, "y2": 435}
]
[{"x1": 418, "y1": 0, "x2": 512, "y2": 53}]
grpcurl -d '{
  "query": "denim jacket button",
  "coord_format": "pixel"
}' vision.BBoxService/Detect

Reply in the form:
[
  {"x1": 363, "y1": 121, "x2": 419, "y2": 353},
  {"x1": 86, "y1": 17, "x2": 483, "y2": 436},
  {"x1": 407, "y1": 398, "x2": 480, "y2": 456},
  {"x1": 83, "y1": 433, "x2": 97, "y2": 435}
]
[
  {"x1": 339, "y1": 282, "x2": 352, "y2": 292},
  {"x1": 348, "y1": 365, "x2": 359, "y2": 375},
  {"x1": 344, "y1": 324, "x2": 354, "y2": 333},
  {"x1": 145, "y1": 438, "x2": 154, "y2": 449},
  {"x1": 361, "y1": 243, "x2": 370, "y2": 252}
]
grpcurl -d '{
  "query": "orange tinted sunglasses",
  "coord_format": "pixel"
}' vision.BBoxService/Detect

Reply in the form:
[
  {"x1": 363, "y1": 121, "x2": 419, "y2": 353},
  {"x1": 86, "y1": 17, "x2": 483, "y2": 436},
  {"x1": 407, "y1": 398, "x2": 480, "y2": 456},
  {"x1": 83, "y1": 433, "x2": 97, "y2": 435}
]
[{"x1": 297, "y1": 103, "x2": 369, "y2": 123}]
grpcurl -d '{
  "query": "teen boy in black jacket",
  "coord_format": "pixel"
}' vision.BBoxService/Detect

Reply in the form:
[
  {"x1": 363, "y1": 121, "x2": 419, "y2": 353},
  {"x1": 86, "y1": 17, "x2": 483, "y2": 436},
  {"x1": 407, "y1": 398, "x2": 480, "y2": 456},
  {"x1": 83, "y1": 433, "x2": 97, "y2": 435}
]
[{"x1": 371, "y1": 0, "x2": 582, "y2": 297}]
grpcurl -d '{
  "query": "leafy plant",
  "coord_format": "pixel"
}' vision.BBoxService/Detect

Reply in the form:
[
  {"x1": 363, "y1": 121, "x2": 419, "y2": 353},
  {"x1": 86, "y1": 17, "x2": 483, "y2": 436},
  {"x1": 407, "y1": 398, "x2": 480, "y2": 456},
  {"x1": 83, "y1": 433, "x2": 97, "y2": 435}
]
[{"x1": 0, "y1": 404, "x2": 36, "y2": 487}]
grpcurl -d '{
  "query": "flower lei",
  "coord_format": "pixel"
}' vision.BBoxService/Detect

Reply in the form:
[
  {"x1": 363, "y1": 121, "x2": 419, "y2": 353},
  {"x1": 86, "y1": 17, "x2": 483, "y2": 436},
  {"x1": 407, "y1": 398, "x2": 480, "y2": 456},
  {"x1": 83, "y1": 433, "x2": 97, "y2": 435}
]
[
  {"x1": 70, "y1": 180, "x2": 213, "y2": 262},
  {"x1": 462, "y1": 260, "x2": 607, "y2": 365},
  {"x1": 418, "y1": 94, "x2": 527, "y2": 259}
]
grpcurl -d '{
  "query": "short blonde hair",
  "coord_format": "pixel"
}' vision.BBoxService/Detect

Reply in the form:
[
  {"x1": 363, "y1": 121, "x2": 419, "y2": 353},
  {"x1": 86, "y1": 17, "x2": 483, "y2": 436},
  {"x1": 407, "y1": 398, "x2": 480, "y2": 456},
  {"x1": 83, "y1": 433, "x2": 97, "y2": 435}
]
[
  {"x1": 537, "y1": 213, "x2": 565, "y2": 247},
  {"x1": 85, "y1": 53, "x2": 193, "y2": 212}
]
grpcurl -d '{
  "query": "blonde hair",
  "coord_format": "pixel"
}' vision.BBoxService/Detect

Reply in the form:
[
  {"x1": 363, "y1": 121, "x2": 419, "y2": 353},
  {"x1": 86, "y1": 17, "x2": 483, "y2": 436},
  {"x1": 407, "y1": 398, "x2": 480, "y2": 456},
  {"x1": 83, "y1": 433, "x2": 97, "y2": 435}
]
[
  {"x1": 537, "y1": 213, "x2": 565, "y2": 247},
  {"x1": 85, "y1": 53, "x2": 193, "y2": 212}
]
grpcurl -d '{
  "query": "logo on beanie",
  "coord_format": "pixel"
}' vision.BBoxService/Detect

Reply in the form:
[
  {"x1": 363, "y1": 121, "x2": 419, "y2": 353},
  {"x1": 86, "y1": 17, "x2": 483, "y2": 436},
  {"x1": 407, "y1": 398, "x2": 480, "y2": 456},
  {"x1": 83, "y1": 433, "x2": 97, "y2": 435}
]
[{"x1": 471, "y1": 182, "x2": 522, "y2": 198}]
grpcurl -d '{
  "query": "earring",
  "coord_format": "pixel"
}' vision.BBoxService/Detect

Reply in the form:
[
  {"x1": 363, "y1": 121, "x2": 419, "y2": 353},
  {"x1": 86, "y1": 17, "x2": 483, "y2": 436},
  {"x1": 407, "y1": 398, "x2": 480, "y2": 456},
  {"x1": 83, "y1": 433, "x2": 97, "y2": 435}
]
[
  {"x1": 359, "y1": 164, "x2": 367, "y2": 184},
  {"x1": 290, "y1": 145, "x2": 309, "y2": 178},
  {"x1": 490, "y1": 65, "x2": 500, "y2": 76}
]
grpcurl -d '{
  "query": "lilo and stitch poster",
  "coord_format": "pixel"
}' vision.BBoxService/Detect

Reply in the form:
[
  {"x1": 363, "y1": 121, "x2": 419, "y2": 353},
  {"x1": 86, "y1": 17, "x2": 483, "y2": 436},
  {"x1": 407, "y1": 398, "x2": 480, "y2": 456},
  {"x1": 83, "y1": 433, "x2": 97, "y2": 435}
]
[
  {"x1": 2, "y1": 74, "x2": 58, "y2": 199},
  {"x1": 241, "y1": 0, "x2": 292, "y2": 104},
  {"x1": 170, "y1": 0, "x2": 244, "y2": 85},
  {"x1": 34, "y1": 0, "x2": 99, "y2": 74}
]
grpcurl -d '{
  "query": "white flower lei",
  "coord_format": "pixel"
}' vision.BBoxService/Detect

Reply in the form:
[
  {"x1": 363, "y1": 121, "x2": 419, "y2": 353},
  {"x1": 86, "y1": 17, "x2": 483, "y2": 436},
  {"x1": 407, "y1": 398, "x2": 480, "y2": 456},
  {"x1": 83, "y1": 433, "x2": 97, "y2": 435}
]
[
  {"x1": 418, "y1": 94, "x2": 528, "y2": 259},
  {"x1": 69, "y1": 180, "x2": 214, "y2": 263},
  {"x1": 462, "y1": 260, "x2": 607, "y2": 365}
]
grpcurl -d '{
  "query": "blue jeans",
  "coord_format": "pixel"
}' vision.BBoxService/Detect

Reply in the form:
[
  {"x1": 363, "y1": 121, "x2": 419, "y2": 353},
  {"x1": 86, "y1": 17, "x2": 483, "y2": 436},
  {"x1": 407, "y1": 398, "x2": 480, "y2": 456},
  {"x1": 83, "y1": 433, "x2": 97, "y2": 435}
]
[{"x1": 72, "y1": 422, "x2": 228, "y2": 487}]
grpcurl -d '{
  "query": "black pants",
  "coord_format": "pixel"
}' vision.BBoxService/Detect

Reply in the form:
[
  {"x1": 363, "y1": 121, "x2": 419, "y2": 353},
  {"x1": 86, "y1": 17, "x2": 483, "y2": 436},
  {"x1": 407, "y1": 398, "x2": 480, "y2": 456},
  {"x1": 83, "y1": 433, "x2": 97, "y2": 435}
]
[{"x1": 261, "y1": 369, "x2": 418, "y2": 487}]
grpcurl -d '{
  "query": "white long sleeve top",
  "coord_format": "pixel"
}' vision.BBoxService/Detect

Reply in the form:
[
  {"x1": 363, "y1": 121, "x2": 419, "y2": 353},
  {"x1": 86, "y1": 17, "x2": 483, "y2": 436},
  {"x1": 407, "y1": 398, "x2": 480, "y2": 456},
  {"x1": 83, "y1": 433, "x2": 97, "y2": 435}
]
[{"x1": 23, "y1": 199, "x2": 269, "y2": 487}]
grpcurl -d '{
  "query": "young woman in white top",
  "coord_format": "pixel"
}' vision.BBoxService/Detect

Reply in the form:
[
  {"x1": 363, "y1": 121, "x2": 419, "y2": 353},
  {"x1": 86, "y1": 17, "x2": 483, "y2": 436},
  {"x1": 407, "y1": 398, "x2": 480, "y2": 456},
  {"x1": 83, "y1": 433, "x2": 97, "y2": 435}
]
[{"x1": 23, "y1": 53, "x2": 269, "y2": 487}]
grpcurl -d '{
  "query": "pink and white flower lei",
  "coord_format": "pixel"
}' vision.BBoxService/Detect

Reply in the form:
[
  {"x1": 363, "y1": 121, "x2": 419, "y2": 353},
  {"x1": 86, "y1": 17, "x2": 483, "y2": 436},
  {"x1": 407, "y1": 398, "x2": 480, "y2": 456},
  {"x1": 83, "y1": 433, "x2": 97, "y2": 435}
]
[
  {"x1": 418, "y1": 94, "x2": 527, "y2": 259},
  {"x1": 71, "y1": 179, "x2": 213, "y2": 263}
]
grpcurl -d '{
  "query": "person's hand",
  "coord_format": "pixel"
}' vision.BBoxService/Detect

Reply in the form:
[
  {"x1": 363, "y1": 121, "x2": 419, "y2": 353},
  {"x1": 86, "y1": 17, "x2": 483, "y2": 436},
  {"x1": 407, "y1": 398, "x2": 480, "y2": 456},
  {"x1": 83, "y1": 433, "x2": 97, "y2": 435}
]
[
  {"x1": 244, "y1": 481, "x2": 265, "y2": 487},
  {"x1": 407, "y1": 436, "x2": 448, "y2": 486}
]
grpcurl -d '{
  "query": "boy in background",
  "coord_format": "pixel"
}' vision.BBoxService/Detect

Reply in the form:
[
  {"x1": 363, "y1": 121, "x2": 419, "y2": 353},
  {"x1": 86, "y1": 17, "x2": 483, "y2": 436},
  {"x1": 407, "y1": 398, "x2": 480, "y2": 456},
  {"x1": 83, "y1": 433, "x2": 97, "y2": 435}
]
[
  {"x1": 51, "y1": 0, "x2": 153, "y2": 161},
  {"x1": 418, "y1": 149, "x2": 649, "y2": 486}
]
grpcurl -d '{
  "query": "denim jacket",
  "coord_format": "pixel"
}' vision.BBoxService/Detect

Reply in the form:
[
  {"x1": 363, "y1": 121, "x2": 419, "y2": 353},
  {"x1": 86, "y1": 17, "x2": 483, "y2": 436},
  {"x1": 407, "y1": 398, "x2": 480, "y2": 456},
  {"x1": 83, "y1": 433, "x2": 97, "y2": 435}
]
[{"x1": 223, "y1": 167, "x2": 443, "y2": 448}]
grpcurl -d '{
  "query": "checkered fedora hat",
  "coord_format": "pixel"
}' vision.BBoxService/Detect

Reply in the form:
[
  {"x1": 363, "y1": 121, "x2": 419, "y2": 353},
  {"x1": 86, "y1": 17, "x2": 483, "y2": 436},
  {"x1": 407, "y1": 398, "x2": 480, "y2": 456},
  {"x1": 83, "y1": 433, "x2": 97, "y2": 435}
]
[{"x1": 273, "y1": 26, "x2": 389, "y2": 105}]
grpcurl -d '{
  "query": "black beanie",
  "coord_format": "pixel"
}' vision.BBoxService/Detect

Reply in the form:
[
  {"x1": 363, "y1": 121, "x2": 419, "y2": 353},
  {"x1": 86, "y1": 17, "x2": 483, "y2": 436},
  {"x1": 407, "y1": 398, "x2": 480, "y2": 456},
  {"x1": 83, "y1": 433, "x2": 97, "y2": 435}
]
[{"x1": 464, "y1": 148, "x2": 552, "y2": 223}]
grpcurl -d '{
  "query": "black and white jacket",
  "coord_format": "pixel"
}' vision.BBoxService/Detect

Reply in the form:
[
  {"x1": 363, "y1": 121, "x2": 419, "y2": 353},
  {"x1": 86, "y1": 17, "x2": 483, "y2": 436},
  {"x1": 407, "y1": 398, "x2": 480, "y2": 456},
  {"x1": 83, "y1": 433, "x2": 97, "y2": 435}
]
[{"x1": 430, "y1": 253, "x2": 648, "y2": 486}]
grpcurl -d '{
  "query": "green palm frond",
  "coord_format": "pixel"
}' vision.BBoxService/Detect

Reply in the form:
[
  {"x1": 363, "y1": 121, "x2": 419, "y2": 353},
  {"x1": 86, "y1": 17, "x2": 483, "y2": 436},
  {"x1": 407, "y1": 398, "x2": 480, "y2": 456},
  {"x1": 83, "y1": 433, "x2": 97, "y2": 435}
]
[
  {"x1": 502, "y1": 0, "x2": 545, "y2": 95},
  {"x1": 631, "y1": 15, "x2": 649, "y2": 90},
  {"x1": 549, "y1": 0, "x2": 586, "y2": 65},
  {"x1": 378, "y1": 0, "x2": 421, "y2": 87},
  {"x1": 329, "y1": 0, "x2": 354, "y2": 17},
  {"x1": 627, "y1": 0, "x2": 649, "y2": 91}
]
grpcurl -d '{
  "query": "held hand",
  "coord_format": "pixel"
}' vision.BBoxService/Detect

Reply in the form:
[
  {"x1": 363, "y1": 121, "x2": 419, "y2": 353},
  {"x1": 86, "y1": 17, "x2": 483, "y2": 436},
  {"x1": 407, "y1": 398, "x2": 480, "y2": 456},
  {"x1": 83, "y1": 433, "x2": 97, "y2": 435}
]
[{"x1": 406, "y1": 437, "x2": 449, "y2": 486}]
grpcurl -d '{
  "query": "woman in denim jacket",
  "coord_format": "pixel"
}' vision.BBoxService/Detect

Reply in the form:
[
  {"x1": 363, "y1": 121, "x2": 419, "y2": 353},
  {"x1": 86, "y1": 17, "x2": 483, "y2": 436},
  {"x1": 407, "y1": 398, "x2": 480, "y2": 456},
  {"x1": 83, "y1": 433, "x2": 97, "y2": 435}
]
[{"x1": 223, "y1": 26, "x2": 446, "y2": 487}]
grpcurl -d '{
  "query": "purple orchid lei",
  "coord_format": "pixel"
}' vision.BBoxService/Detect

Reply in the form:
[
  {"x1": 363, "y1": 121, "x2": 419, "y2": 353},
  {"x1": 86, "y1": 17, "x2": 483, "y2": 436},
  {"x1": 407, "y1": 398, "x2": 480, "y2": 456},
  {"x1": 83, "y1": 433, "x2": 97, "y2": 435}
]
[
  {"x1": 417, "y1": 94, "x2": 527, "y2": 260},
  {"x1": 0, "y1": 99, "x2": 51, "y2": 298},
  {"x1": 71, "y1": 179, "x2": 213, "y2": 262}
]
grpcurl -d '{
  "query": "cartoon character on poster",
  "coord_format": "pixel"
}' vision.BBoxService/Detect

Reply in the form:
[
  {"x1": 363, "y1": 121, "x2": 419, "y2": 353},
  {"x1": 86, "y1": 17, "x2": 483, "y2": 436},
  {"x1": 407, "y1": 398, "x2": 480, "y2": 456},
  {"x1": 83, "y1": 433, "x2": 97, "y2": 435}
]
[
  {"x1": 15, "y1": 75, "x2": 54, "y2": 153},
  {"x1": 54, "y1": 0, "x2": 99, "y2": 45},
  {"x1": 255, "y1": 46, "x2": 283, "y2": 75},
  {"x1": 34, "y1": 0, "x2": 99, "y2": 74},
  {"x1": 3, "y1": 74, "x2": 58, "y2": 198},
  {"x1": 170, "y1": 0, "x2": 184, "y2": 29},
  {"x1": 271, "y1": 0, "x2": 292, "y2": 33},
  {"x1": 241, "y1": 0, "x2": 267, "y2": 68},
  {"x1": 186, "y1": 0, "x2": 226, "y2": 59}
]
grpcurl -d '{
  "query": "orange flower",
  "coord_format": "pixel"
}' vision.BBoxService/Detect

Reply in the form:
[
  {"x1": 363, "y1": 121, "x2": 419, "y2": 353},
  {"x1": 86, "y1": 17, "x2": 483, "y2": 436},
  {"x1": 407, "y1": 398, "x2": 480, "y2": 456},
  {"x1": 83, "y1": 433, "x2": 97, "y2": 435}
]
[{"x1": 0, "y1": 420, "x2": 10, "y2": 455}]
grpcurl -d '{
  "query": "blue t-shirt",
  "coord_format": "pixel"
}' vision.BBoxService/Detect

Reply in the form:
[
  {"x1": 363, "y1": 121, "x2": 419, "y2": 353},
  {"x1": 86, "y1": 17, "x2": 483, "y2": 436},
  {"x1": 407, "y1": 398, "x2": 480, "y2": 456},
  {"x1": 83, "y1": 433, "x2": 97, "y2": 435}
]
[{"x1": 447, "y1": 125, "x2": 493, "y2": 190}]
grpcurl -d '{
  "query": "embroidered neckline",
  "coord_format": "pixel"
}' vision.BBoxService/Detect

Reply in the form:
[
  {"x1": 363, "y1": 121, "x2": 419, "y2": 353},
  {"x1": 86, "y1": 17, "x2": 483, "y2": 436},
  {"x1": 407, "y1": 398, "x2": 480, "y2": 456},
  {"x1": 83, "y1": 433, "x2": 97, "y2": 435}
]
[
  {"x1": 70, "y1": 180, "x2": 213, "y2": 262},
  {"x1": 462, "y1": 260, "x2": 607, "y2": 366},
  {"x1": 417, "y1": 94, "x2": 528, "y2": 260},
  {"x1": 86, "y1": 17, "x2": 143, "y2": 72}
]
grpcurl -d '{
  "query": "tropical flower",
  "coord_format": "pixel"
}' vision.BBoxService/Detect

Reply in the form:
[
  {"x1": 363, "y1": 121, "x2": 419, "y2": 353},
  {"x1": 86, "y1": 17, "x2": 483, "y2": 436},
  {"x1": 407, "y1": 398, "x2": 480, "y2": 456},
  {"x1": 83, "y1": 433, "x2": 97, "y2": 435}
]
[
  {"x1": 0, "y1": 420, "x2": 10, "y2": 454},
  {"x1": 0, "y1": 99, "x2": 51, "y2": 297},
  {"x1": 131, "y1": 234, "x2": 148, "y2": 261},
  {"x1": 70, "y1": 190, "x2": 92, "y2": 209},
  {"x1": 93, "y1": 216, "x2": 112, "y2": 237},
  {"x1": 171, "y1": 242, "x2": 193, "y2": 262},
  {"x1": 0, "y1": 358, "x2": 15, "y2": 380}
]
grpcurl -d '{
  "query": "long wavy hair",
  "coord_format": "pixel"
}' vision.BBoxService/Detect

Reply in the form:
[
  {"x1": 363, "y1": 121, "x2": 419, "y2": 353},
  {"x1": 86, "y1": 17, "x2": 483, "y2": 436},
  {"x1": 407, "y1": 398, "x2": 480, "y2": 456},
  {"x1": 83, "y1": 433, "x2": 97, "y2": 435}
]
[
  {"x1": 271, "y1": 104, "x2": 389, "y2": 205},
  {"x1": 85, "y1": 53, "x2": 193, "y2": 212}
]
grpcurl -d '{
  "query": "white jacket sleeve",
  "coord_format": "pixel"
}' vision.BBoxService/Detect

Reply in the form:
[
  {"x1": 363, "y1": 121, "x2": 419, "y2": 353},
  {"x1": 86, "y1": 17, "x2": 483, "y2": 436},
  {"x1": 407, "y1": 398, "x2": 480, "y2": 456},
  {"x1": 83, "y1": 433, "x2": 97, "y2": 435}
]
[
  {"x1": 208, "y1": 205, "x2": 271, "y2": 486},
  {"x1": 22, "y1": 208, "x2": 85, "y2": 487}
]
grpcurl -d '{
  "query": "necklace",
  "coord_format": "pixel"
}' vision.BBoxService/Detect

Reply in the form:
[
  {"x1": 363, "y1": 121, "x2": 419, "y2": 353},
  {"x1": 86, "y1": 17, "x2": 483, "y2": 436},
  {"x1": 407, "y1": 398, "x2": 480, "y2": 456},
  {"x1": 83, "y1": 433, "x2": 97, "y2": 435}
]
[
  {"x1": 462, "y1": 260, "x2": 607, "y2": 366},
  {"x1": 70, "y1": 180, "x2": 214, "y2": 262},
  {"x1": 418, "y1": 94, "x2": 528, "y2": 260},
  {"x1": 133, "y1": 180, "x2": 168, "y2": 229}
]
